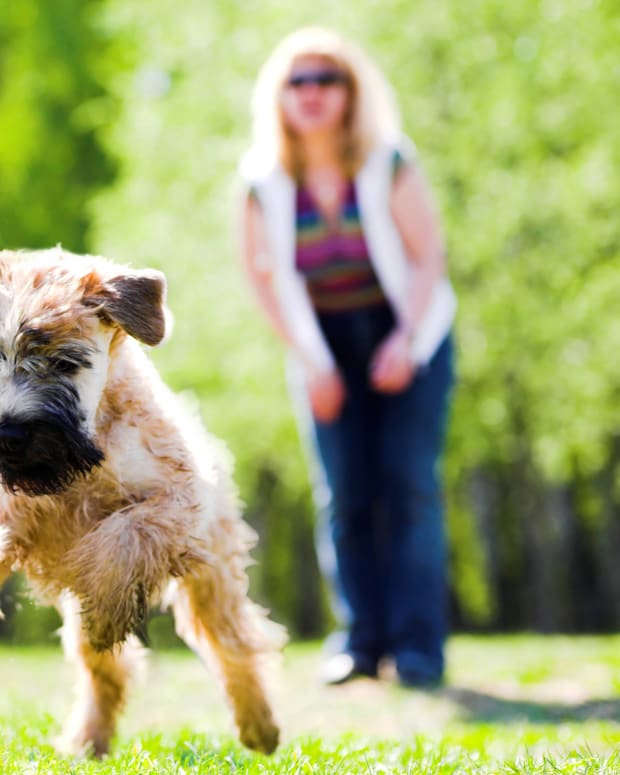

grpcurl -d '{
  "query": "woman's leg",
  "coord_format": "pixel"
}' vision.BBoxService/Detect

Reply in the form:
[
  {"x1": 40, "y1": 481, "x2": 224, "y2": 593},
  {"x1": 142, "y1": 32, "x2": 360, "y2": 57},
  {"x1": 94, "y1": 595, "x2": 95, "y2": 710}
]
[
  {"x1": 311, "y1": 376, "x2": 384, "y2": 670},
  {"x1": 375, "y1": 335, "x2": 455, "y2": 684},
  {"x1": 288, "y1": 306, "x2": 398, "y2": 678}
]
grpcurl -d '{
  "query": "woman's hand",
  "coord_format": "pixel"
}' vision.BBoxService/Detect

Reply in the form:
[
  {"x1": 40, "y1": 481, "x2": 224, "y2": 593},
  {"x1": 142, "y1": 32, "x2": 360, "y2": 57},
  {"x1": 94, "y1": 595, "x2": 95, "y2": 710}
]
[
  {"x1": 307, "y1": 367, "x2": 347, "y2": 422},
  {"x1": 369, "y1": 326, "x2": 416, "y2": 393}
]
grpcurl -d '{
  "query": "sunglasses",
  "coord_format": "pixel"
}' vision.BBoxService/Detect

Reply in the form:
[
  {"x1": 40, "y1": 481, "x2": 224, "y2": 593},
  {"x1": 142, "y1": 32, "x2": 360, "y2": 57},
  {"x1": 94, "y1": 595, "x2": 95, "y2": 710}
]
[{"x1": 286, "y1": 70, "x2": 348, "y2": 89}]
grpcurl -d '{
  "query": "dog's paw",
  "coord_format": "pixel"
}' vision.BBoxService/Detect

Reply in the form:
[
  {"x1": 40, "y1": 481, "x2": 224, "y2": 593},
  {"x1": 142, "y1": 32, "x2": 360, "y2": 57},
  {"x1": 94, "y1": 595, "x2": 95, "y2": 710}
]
[
  {"x1": 54, "y1": 730, "x2": 107, "y2": 759},
  {"x1": 239, "y1": 717, "x2": 280, "y2": 755}
]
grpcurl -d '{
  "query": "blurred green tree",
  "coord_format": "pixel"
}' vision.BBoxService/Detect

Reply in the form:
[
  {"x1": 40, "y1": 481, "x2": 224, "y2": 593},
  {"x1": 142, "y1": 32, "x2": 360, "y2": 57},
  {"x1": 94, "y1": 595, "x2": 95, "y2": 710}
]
[
  {"x1": 0, "y1": 0, "x2": 619, "y2": 641},
  {"x1": 0, "y1": 0, "x2": 116, "y2": 250}
]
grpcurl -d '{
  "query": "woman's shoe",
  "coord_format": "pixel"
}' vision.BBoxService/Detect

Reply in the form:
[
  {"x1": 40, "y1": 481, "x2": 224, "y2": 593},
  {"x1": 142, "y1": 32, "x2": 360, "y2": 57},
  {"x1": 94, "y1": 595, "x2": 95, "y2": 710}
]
[
  {"x1": 397, "y1": 667, "x2": 443, "y2": 690},
  {"x1": 321, "y1": 652, "x2": 378, "y2": 685}
]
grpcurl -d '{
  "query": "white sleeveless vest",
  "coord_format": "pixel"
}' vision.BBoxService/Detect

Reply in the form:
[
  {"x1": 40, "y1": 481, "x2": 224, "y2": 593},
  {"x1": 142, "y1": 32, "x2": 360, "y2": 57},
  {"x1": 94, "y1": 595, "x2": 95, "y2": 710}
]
[{"x1": 241, "y1": 140, "x2": 456, "y2": 373}]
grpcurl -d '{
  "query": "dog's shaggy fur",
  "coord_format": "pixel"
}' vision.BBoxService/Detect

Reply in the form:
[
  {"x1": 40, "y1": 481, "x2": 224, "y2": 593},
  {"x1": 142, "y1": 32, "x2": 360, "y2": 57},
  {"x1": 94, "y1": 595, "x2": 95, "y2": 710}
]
[{"x1": 0, "y1": 247, "x2": 284, "y2": 757}]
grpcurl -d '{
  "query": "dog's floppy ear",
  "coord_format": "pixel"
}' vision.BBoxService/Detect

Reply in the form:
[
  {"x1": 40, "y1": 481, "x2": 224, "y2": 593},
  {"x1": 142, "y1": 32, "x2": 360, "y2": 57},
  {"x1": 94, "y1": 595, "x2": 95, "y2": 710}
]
[{"x1": 83, "y1": 269, "x2": 170, "y2": 346}]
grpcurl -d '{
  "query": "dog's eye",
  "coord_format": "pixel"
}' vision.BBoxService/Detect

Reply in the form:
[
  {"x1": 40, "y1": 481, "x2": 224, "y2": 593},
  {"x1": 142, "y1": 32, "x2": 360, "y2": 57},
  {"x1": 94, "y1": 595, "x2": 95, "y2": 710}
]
[{"x1": 50, "y1": 358, "x2": 80, "y2": 375}]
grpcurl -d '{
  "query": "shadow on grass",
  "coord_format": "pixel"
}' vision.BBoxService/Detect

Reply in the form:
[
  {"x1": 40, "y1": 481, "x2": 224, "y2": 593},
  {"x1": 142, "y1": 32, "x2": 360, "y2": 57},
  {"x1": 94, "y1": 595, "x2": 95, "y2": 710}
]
[{"x1": 442, "y1": 687, "x2": 620, "y2": 725}]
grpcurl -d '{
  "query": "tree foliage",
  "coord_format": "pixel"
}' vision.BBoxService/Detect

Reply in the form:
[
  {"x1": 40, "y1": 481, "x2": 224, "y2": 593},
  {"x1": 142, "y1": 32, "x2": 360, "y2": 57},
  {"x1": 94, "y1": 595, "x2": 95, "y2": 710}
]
[
  {"x1": 0, "y1": 0, "x2": 116, "y2": 250},
  {"x1": 0, "y1": 0, "x2": 619, "y2": 638}
]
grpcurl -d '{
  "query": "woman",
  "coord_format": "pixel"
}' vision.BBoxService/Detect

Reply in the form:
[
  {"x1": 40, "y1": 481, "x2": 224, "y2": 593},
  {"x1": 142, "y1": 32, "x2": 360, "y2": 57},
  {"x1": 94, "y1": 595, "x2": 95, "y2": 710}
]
[{"x1": 239, "y1": 27, "x2": 456, "y2": 687}]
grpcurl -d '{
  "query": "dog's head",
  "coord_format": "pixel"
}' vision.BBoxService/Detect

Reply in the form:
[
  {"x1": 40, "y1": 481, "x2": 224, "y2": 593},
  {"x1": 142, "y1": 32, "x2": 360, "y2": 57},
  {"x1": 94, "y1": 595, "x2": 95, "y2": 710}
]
[{"x1": 0, "y1": 247, "x2": 169, "y2": 496}]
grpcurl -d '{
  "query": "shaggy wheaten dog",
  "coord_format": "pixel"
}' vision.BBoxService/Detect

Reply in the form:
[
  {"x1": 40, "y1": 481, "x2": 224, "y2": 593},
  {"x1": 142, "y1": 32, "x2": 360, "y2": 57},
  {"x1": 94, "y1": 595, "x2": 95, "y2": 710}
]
[{"x1": 0, "y1": 247, "x2": 284, "y2": 757}]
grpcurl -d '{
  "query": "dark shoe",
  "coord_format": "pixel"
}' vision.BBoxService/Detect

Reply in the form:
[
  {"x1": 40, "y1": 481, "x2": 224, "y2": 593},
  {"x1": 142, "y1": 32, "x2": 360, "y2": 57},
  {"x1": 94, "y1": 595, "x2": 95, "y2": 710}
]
[
  {"x1": 321, "y1": 652, "x2": 378, "y2": 685},
  {"x1": 397, "y1": 667, "x2": 443, "y2": 690}
]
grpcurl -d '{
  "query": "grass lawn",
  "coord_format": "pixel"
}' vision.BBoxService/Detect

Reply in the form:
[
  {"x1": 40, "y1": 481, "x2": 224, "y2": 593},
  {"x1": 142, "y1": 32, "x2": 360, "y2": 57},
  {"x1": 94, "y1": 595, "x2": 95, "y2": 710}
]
[{"x1": 1, "y1": 634, "x2": 619, "y2": 773}]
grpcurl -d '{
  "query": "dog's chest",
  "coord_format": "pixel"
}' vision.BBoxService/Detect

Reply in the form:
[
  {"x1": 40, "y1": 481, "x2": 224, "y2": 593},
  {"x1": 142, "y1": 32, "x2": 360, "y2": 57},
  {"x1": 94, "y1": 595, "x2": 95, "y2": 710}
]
[{"x1": 104, "y1": 422, "x2": 167, "y2": 492}]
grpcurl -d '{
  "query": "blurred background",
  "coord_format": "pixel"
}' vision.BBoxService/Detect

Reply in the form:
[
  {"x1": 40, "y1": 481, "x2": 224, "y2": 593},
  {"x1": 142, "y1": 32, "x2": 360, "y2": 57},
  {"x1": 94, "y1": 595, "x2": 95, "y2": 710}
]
[{"x1": 0, "y1": 0, "x2": 618, "y2": 646}]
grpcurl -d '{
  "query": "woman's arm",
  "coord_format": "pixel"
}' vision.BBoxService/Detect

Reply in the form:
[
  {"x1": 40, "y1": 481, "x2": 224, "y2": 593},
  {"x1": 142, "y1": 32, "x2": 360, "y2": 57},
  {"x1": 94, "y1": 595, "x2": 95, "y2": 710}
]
[
  {"x1": 240, "y1": 192, "x2": 296, "y2": 347},
  {"x1": 239, "y1": 192, "x2": 346, "y2": 422},
  {"x1": 390, "y1": 161, "x2": 446, "y2": 337},
  {"x1": 370, "y1": 162, "x2": 446, "y2": 392}
]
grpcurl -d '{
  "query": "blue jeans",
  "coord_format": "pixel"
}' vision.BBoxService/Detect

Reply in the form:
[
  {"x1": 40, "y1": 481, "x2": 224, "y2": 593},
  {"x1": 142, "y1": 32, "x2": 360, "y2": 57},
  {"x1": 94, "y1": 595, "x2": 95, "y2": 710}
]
[{"x1": 309, "y1": 304, "x2": 454, "y2": 680}]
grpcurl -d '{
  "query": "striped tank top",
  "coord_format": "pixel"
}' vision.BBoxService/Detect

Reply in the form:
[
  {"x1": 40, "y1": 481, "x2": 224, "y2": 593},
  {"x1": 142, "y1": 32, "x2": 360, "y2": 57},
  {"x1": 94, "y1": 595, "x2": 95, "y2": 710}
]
[{"x1": 294, "y1": 180, "x2": 387, "y2": 312}]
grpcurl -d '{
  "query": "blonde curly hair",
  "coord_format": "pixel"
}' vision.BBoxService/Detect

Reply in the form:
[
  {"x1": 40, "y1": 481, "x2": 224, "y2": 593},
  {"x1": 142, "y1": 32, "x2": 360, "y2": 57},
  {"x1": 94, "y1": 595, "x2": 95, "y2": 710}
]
[{"x1": 250, "y1": 27, "x2": 402, "y2": 179}]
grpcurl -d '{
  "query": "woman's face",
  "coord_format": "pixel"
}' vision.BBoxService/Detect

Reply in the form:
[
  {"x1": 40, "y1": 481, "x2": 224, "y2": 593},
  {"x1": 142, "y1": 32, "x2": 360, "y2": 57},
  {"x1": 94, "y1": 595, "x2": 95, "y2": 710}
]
[{"x1": 280, "y1": 55, "x2": 350, "y2": 138}]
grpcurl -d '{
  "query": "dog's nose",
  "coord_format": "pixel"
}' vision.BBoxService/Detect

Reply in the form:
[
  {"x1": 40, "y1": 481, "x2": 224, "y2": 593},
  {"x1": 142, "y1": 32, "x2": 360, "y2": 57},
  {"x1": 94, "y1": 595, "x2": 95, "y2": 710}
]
[{"x1": 0, "y1": 422, "x2": 29, "y2": 453}]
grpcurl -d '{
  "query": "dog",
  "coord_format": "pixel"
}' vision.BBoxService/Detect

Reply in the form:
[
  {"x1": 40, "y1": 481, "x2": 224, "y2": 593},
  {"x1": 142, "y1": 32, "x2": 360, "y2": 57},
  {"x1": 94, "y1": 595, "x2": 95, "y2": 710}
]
[{"x1": 0, "y1": 246, "x2": 284, "y2": 757}]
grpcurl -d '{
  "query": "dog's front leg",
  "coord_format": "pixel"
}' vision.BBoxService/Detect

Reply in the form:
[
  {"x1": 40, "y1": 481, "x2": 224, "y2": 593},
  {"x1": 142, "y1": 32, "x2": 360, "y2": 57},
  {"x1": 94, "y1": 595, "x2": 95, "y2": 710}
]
[
  {"x1": 63, "y1": 497, "x2": 209, "y2": 651},
  {"x1": 0, "y1": 526, "x2": 18, "y2": 618},
  {"x1": 55, "y1": 594, "x2": 145, "y2": 758},
  {"x1": 0, "y1": 560, "x2": 10, "y2": 619}
]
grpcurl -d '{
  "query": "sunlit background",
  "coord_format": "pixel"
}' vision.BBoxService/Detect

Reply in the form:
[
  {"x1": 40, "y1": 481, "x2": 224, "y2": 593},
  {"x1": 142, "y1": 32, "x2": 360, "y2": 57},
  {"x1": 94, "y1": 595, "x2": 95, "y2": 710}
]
[{"x1": 0, "y1": 0, "x2": 619, "y2": 645}]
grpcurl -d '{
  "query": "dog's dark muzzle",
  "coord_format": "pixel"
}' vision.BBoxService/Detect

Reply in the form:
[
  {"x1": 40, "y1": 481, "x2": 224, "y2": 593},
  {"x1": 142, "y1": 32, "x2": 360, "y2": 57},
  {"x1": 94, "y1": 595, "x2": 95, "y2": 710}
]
[
  {"x1": 0, "y1": 418, "x2": 64, "y2": 463},
  {"x1": 0, "y1": 421, "x2": 31, "y2": 459},
  {"x1": 0, "y1": 416, "x2": 104, "y2": 496}
]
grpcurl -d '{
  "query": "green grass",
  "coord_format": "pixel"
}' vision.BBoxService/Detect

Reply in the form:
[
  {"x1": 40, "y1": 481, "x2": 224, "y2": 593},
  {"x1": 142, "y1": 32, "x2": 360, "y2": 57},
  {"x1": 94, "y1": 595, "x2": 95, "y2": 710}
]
[{"x1": 1, "y1": 635, "x2": 619, "y2": 773}]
